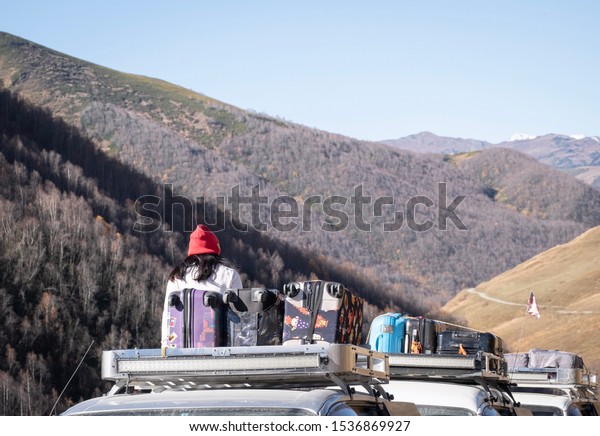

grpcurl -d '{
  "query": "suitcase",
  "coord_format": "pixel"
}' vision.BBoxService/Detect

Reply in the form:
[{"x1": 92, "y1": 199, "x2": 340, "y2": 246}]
[
  {"x1": 281, "y1": 280, "x2": 363, "y2": 345},
  {"x1": 505, "y1": 352, "x2": 529, "y2": 369},
  {"x1": 223, "y1": 287, "x2": 285, "y2": 346},
  {"x1": 404, "y1": 316, "x2": 449, "y2": 354},
  {"x1": 436, "y1": 330, "x2": 503, "y2": 356},
  {"x1": 367, "y1": 313, "x2": 406, "y2": 354},
  {"x1": 165, "y1": 289, "x2": 226, "y2": 349},
  {"x1": 528, "y1": 349, "x2": 584, "y2": 369}
]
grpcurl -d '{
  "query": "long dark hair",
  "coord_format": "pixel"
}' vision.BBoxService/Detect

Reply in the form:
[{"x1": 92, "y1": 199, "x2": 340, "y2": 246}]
[{"x1": 169, "y1": 254, "x2": 233, "y2": 282}]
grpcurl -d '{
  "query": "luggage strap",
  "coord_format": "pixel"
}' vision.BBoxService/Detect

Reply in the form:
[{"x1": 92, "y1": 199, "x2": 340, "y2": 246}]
[
  {"x1": 183, "y1": 289, "x2": 191, "y2": 348},
  {"x1": 305, "y1": 282, "x2": 325, "y2": 344}
]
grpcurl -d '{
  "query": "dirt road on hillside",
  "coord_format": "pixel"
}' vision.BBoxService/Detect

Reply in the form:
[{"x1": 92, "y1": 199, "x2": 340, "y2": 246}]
[{"x1": 465, "y1": 288, "x2": 600, "y2": 314}]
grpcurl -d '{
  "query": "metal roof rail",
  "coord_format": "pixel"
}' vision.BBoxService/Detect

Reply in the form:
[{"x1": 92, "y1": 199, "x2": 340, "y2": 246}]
[
  {"x1": 509, "y1": 367, "x2": 597, "y2": 389},
  {"x1": 101, "y1": 344, "x2": 389, "y2": 396},
  {"x1": 387, "y1": 351, "x2": 509, "y2": 383}
]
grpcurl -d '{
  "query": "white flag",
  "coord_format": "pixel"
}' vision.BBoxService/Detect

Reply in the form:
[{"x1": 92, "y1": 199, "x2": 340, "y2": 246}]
[{"x1": 527, "y1": 291, "x2": 541, "y2": 319}]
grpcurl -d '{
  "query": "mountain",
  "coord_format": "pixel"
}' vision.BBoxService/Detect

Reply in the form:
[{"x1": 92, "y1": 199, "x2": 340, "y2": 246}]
[
  {"x1": 382, "y1": 131, "x2": 490, "y2": 155},
  {"x1": 441, "y1": 226, "x2": 600, "y2": 371},
  {"x1": 382, "y1": 132, "x2": 600, "y2": 188},
  {"x1": 500, "y1": 134, "x2": 600, "y2": 188},
  {"x1": 2, "y1": 31, "x2": 600, "y2": 311}
]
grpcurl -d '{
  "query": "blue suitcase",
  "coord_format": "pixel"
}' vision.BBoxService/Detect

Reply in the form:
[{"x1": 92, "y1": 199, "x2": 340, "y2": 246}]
[{"x1": 367, "y1": 313, "x2": 406, "y2": 353}]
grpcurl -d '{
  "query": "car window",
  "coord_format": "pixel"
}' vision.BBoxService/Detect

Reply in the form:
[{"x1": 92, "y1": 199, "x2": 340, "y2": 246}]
[
  {"x1": 346, "y1": 401, "x2": 389, "y2": 416},
  {"x1": 579, "y1": 402, "x2": 599, "y2": 416},
  {"x1": 327, "y1": 403, "x2": 358, "y2": 416},
  {"x1": 492, "y1": 406, "x2": 519, "y2": 416},
  {"x1": 481, "y1": 405, "x2": 501, "y2": 416},
  {"x1": 522, "y1": 405, "x2": 564, "y2": 416}
]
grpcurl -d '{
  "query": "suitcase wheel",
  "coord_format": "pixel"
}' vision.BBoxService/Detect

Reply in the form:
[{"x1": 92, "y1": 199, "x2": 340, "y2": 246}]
[
  {"x1": 222, "y1": 291, "x2": 238, "y2": 305},
  {"x1": 203, "y1": 292, "x2": 215, "y2": 307},
  {"x1": 283, "y1": 282, "x2": 301, "y2": 298},
  {"x1": 168, "y1": 293, "x2": 182, "y2": 307},
  {"x1": 254, "y1": 289, "x2": 268, "y2": 303},
  {"x1": 326, "y1": 283, "x2": 346, "y2": 298}
]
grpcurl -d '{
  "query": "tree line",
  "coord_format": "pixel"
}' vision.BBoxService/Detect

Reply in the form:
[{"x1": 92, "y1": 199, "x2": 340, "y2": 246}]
[{"x1": 0, "y1": 89, "x2": 415, "y2": 415}]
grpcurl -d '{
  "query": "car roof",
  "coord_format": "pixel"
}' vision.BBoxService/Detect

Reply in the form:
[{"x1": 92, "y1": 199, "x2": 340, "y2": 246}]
[
  {"x1": 385, "y1": 380, "x2": 506, "y2": 412},
  {"x1": 62, "y1": 388, "x2": 355, "y2": 416},
  {"x1": 512, "y1": 391, "x2": 575, "y2": 409}
]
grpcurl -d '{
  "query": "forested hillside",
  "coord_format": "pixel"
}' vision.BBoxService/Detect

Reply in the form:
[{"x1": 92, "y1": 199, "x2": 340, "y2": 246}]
[
  {"x1": 0, "y1": 89, "x2": 412, "y2": 414},
  {"x1": 0, "y1": 100, "x2": 170, "y2": 414},
  {"x1": 2, "y1": 32, "x2": 599, "y2": 310}
]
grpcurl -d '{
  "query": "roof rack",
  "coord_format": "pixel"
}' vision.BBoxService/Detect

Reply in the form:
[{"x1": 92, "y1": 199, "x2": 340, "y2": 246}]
[
  {"x1": 102, "y1": 344, "x2": 389, "y2": 396},
  {"x1": 387, "y1": 352, "x2": 509, "y2": 383},
  {"x1": 509, "y1": 367, "x2": 597, "y2": 389},
  {"x1": 387, "y1": 352, "x2": 521, "y2": 408}
]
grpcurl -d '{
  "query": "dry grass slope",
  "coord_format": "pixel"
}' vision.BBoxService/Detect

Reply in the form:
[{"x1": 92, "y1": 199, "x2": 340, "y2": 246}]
[{"x1": 442, "y1": 226, "x2": 600, "y2": 371}]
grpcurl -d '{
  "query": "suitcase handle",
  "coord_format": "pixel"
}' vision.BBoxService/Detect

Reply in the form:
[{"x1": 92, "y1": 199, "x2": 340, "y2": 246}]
[{"x1": 452, "y1": 331, "x2": 480, "y2": 339}]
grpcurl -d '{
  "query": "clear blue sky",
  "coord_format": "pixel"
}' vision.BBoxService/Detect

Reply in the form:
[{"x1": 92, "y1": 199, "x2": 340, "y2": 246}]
[{"x1": 1, "y1": 0, "x2": 599, "y2": 143}]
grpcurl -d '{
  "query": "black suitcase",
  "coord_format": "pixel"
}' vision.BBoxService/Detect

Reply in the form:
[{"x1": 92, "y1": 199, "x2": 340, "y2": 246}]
[
  {"x1": 436, "y1": 330, "x2": 503, "y2": 356},
  {"x1": 404, "y1": 317, "x2": 469, "y2": 354},
  {"x1": 223, "y1": 288, "x2": 285, "y2": 346}
]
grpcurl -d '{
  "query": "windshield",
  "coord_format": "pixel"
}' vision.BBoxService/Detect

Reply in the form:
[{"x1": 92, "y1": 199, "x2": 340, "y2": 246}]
[
  {"x1": 491, "y1": 406, "x2": 516, "y2": 416},
  {"x1": 522, "y1": 405, "x2": 563, "y2": 416},
  {"x1": 69, "y1": 407, "x2": 316, "y2": 416},
  {"x1": 416, "y1": 405, "x2": 476, "y2": 416}
]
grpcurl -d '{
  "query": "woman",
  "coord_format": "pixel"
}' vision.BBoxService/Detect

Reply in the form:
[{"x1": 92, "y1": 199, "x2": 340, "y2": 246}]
[{"x1": 161, "y1": 224, "x2": 242, "y2": 350}]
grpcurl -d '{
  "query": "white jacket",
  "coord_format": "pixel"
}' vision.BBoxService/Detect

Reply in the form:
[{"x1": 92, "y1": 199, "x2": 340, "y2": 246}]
[{"x1": 161, "y1": 264, "x2": 242, "y2": 348}]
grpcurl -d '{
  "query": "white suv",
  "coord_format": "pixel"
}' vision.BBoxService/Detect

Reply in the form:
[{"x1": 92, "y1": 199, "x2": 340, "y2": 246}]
[
  {"x1": 61, "y1": 386, "x2": 417, "y2": 416},
  {"x1": 385, "y1": 380, "x2": 524, "y2": 416},
  {"x1": 61, "y1": 343, "x2": 419, "y2": 417},
  {"x1": 510, "y1": 388, "x2": 598, "y2": 416}
]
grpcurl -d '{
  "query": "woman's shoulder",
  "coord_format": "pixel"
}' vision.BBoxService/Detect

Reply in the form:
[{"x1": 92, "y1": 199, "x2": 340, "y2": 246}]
[
  {"x1": 214, "y1": 263, "x2": 242, "y2": 287},
  {"x1": 214, "y1": 263, "x2": 239, "y2": 276}
]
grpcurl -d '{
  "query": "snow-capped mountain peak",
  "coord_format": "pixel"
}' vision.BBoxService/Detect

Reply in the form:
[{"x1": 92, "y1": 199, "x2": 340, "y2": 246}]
[{"x1": 510, "y1": 133, "x2": 536, "y2": 141}]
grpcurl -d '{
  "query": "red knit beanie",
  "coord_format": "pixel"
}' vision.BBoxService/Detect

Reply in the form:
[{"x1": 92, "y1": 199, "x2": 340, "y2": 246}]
[{"x1": 188, "y1": 225, "x2": 221, "y2": 256}]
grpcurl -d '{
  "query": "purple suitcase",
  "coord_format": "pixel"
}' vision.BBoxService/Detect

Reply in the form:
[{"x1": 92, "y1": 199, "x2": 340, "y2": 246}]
[{"x1": 165, "y1": 289, "x2": 226, "y2": 349}]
